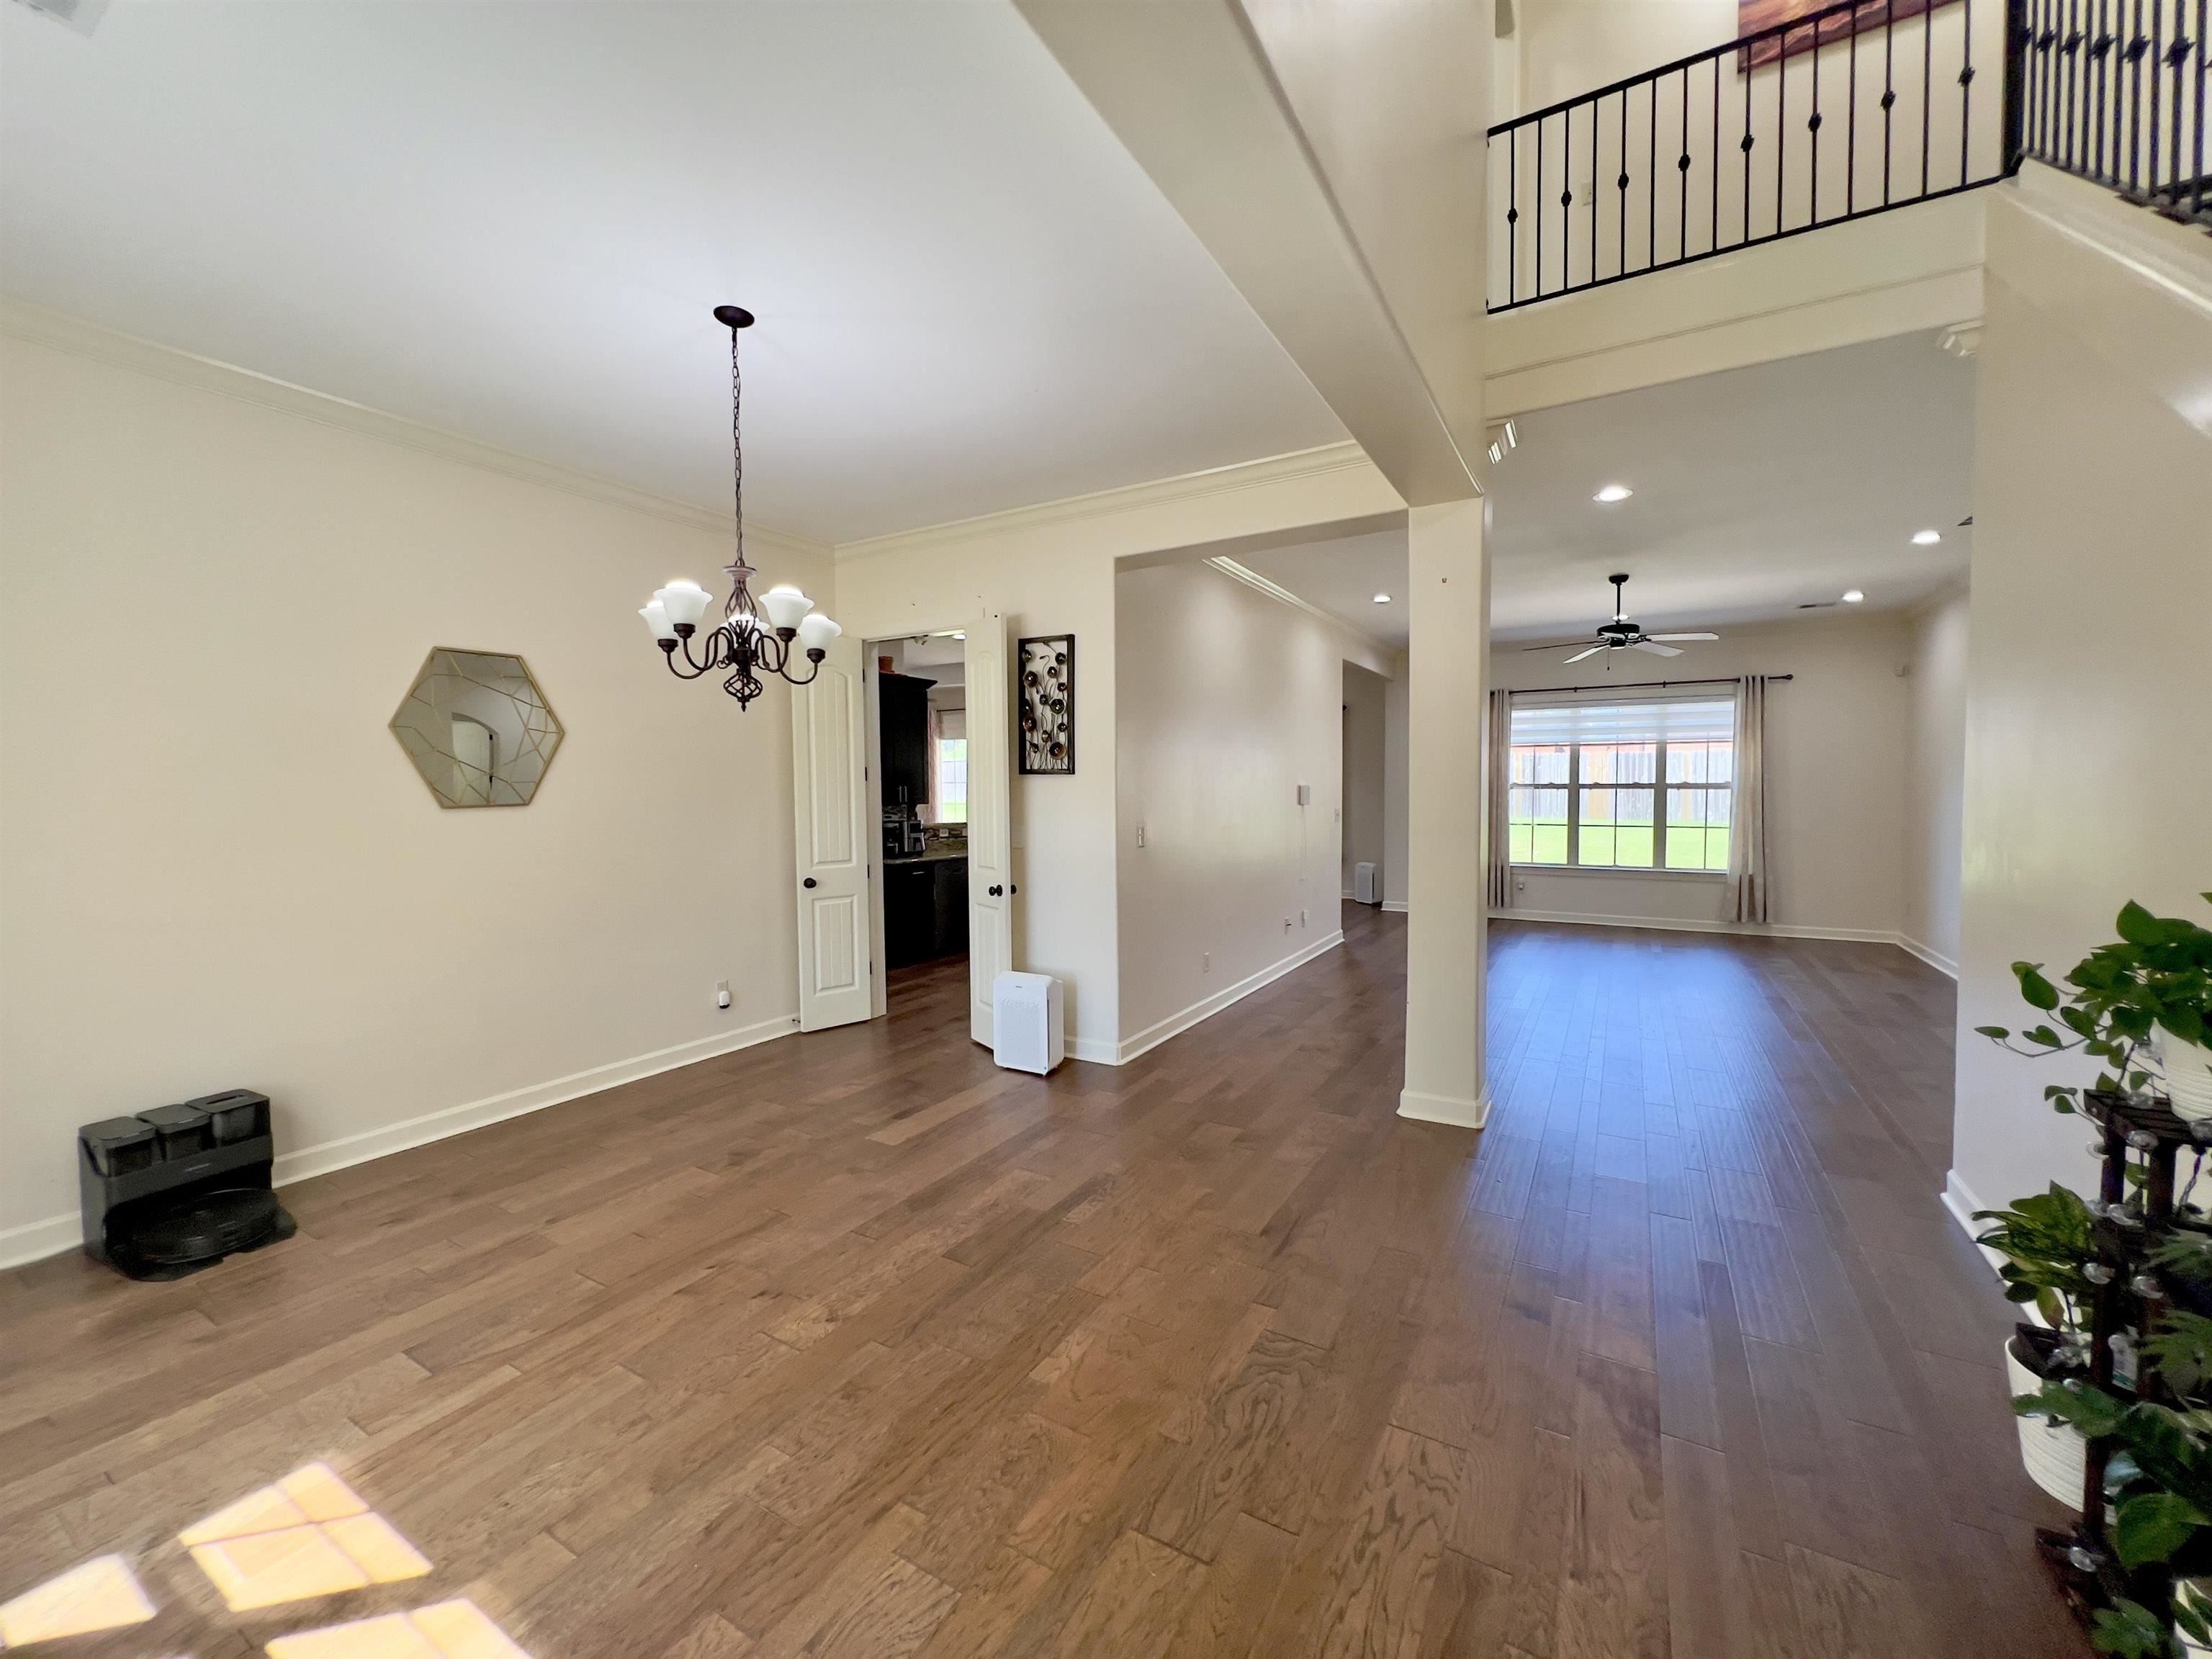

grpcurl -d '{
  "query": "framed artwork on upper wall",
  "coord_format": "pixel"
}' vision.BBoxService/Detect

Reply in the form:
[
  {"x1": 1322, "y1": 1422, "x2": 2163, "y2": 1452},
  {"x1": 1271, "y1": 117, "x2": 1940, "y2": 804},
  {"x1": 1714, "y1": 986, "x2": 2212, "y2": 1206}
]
[
  {"x1": 1017, "y1": 634, "x2": 1074, "y2": 775},
  {"x1": 1737, "y1": 0, "x2": 1957, "y2": 68}
]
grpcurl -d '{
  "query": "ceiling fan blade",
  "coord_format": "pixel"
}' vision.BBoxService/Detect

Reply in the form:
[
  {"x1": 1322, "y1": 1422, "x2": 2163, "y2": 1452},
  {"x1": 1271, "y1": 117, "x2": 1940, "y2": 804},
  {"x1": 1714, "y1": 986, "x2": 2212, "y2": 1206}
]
[
  {"x1": 1631, "y1": 641, "x2": 1683, "y2": 657},
  {"x1": 1645, "y1": 632, "x2": 1718, "y2": 642},
  {"x1": 1524, "y1": 640, "x2": 1593, "y2": 651},
  {"x1": 1563, "y1": 644, "x2": 1609, "y2": 663}
]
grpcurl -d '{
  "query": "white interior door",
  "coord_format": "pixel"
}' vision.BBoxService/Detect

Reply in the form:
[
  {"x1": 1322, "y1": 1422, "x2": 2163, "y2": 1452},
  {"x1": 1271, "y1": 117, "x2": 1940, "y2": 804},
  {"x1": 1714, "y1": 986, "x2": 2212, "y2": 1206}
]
[
  {"x1": 964, "y1": 614, "x2": 1014, "y2": 1047},
  {"x1": 791, "y1": 633, "x2": 871, "y2": 1032}
]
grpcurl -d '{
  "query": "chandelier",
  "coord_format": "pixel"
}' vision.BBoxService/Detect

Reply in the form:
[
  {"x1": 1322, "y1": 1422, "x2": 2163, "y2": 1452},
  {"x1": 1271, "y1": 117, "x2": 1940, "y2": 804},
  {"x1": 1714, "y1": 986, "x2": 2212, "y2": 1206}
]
[{"x1": 637, "y1": 305, "x2": 839, "y2": 708}]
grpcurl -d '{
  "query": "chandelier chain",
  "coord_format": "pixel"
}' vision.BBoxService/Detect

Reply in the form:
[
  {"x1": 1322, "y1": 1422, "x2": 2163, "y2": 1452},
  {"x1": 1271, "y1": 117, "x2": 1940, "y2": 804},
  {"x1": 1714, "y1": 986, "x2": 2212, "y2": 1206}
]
[{"x1": 729, "y1": 326, "x2": 745, "y2": 582}]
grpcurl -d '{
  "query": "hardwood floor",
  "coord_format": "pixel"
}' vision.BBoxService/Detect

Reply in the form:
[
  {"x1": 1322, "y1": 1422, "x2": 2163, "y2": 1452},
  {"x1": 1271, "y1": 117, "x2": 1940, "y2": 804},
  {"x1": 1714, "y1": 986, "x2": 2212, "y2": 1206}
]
[{"x1": 1, "y1": 905, "x2": 2085, "y2": 1657}]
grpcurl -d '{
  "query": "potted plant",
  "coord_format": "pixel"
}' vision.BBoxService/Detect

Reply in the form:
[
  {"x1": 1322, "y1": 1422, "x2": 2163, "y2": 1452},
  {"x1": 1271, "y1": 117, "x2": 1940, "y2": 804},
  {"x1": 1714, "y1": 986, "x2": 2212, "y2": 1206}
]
[
  {"x1": 1977, "y1": 896, "x2": 2212, "y2": 1121},
  {"x1": 2024, "y1": 1369, "x2": 2212, "y2": 1655},
  {"x1": 1979, "y1": 1182, "x2": 2101, "y2": 1506}
]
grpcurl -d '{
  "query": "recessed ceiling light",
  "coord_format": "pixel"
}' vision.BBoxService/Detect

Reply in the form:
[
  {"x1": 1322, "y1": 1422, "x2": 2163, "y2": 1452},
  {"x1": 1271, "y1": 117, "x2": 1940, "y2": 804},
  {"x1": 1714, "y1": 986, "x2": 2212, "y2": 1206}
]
[
  {"x1": 1372, "y1": 593, "x2": 1392, "y2": 604},
  {"x1": 1912, "y1": 529, "x2": 1942, "y2": 545},
  {"x1": 1843, "y1": 589, "x2": 1865, "y2": 603},
  {"x1": 1593, "y1": 484, "x2": 1633, "y2": 503}
]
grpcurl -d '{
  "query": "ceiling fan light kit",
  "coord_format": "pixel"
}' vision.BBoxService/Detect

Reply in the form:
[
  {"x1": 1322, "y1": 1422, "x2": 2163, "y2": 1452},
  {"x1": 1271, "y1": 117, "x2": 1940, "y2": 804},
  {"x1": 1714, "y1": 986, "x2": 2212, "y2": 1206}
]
[
  {"x1": 637, "y1": 305, "x2": 840, "y2": 709},
  {"x1": 1531, "y1": 573, "x2": 1720, "y2": 665}
]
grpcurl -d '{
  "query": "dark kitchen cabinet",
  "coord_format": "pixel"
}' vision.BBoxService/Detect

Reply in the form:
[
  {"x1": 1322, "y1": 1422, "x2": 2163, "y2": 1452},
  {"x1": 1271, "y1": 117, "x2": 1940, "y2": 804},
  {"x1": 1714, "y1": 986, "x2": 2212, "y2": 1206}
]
[
  {"x1": 878, "y1": 672, "x2": 932, "y2": 810},
  {"x1": 884, "y1": 857, "x2": 968, "y2": 968}
]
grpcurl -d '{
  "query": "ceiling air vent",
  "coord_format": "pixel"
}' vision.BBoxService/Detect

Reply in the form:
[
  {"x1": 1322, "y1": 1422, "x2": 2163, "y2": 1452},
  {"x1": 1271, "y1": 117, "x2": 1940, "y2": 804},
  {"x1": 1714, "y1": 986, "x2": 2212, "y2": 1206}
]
[{"x1": 9, "y1": 0, "x2": 107, "y2": 34}]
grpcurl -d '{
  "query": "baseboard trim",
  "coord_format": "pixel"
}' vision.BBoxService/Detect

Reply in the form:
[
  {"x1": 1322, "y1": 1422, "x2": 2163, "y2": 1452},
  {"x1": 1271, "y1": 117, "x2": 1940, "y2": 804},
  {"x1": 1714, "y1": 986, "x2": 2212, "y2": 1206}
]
[
  {"x1": 0, "y1": 1213, "x2": 80, "y2": 1272},
  {"x1": 1381, "y1": 900, "x2": 1410, "y2": 914},
  {"x1": 1896, "y1": 933, "x2": 1961, "y2": 978},
  {"x1": 1067, "y1": 1036, "x2": 1120, "y2": 1066},
  {"x1": 1398, "y1": 1089, "x2": 1493, "y2": 1128},
  {"x1": 1493, "y1": 907, "x2": 1955, "y2": 966},
  {"x1": 0, "y1": 1012, "x2": 800, "y2": 1270},
  {"x1": 1114, "y1": 931, "x2": 1344, "y2": 1066},
  {"x1": 1942, "y1": 1167, "x2": 2008, "y2": 1277}
]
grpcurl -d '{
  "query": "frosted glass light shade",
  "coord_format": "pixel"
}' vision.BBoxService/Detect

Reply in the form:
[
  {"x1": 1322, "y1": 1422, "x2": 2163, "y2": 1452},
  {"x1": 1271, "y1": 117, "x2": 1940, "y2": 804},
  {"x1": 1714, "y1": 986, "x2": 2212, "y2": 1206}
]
[
  {"x1": 655, "y1": 580, "x2": 714, "y2": 628},
  {"x1": 796, "y1": 613, "x2": 841, "y2": 653},
  {"x1": 639, "y1": 601, "x2": 676, "y2": 641},
  {"x1": 761, "y1": 585, "x2": 814, "y2": 631},
  {"x1": 727, "y1": 608, "x2": 763, "y2": 637}
]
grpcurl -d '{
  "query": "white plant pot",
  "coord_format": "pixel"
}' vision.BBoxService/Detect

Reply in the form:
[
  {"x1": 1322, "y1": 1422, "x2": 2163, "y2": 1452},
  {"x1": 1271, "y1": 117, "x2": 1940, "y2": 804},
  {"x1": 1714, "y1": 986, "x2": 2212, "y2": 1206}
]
[
  {"x1": 2179, "y1": 1582, "x2": 2212, "y2": 1657},
  {"x1": 2163, "y1": 1035, "x2": 2212, "y2": 1123},
  {"x1": 2005, "y1": 1341, "x2": 2087, "y2": 1509}
]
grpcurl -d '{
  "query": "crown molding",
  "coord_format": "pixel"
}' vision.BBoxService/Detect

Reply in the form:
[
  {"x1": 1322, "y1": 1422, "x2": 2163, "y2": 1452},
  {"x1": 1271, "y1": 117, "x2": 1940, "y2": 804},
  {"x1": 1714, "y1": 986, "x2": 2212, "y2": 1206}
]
[
  {"x1": 0, "y1": 297, "x2": 832, "y2": 564},
  {"x1": 1204, "y1": 556, "x2": 1392, "y2": 656},
  {"x1": 832, "y1": 440, "x2": 1380, "y2": 565}
]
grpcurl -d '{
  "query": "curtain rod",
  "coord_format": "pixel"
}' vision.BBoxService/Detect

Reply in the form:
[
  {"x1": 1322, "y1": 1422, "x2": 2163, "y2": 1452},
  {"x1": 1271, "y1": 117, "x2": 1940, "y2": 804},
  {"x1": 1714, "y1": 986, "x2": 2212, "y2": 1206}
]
[{"x1": 1515, "y1": 674, "x2": 1794, "y2": 696}]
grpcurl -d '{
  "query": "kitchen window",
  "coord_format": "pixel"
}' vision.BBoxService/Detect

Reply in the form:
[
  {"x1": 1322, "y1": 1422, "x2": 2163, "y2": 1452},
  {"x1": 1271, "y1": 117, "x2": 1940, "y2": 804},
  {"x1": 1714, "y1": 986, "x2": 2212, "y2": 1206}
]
[
  {"x1": 935, "y1": 737, "x2": 968, "y2": 825},
  {"x1": 1508, "y1": 696, "x2": 1734, "y2": 873}
]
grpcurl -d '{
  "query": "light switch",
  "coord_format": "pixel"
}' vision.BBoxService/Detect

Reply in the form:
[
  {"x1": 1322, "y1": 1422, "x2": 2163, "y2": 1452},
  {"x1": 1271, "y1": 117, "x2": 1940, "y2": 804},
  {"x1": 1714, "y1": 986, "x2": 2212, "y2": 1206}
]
[{"x1": 1296, "y1": 783, "x2": 1311, "y2": 806}]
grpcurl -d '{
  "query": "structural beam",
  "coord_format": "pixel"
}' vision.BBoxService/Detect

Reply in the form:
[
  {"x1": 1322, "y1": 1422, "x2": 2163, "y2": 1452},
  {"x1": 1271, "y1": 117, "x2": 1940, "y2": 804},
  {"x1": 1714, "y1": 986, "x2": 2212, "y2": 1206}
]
[{"x1": 1014, "y1": 0, "x2": 1485, "y2": 506}]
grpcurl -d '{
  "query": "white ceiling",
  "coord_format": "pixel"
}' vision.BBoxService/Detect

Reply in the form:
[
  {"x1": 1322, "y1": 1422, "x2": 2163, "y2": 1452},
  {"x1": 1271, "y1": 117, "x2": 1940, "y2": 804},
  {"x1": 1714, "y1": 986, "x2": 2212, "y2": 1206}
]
[
  {"x1": 1241, "y1": 331, "x2": 1974, "y2": 645},
  {"x1": 1, "y1": 0, "x2": 1344, "y2": 544},
  {"x1": 1238, "y1": 531, "x2": 1412, "y2": 650}
]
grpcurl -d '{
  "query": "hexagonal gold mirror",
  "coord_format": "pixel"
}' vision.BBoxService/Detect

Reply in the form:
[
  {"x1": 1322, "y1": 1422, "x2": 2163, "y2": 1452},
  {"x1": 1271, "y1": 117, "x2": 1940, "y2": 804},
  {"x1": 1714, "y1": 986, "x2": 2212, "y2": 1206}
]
[{"x1": 390, "y1": 648, "x2": 562, "y2": 809}]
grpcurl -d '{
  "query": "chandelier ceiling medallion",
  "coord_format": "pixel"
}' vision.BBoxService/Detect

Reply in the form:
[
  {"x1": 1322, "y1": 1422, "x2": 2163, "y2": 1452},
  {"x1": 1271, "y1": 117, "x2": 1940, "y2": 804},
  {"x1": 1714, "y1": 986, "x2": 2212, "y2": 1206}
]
[{"x1": 637, "y1": 305, "x2": 839, "y2": 709}]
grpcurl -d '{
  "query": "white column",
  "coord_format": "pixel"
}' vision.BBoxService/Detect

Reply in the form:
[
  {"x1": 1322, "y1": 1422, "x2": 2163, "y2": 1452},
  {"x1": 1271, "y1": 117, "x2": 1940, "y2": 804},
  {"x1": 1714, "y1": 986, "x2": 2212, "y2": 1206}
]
[{"x1": 1400, "y1": 497, "x2": 1490, "y2": 1126}]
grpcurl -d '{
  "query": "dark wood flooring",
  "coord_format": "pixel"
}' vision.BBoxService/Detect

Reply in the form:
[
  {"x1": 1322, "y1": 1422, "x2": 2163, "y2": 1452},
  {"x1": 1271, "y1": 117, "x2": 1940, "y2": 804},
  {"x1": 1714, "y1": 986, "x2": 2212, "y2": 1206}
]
[{"x1": 1, "y1": 904, "x2": 2085, "y2": 1657}]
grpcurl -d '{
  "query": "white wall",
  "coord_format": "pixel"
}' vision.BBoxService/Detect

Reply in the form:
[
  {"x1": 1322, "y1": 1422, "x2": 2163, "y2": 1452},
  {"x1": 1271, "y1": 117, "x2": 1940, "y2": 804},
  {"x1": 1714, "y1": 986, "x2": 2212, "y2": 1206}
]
[
  {"x1": 0, "y1": 326, "x2": 832, "y2": 1261},
  {"x1": 1902, "y1": 583, "x2": 1969, "y2": 972},
  {"x1": 1341, "y1": 660, "x2": 1389, "y2": 896},
  {"x1": 1113, "y1": 562, "x2": 1390, "y2": 1054},
  {"x1": 1495, "y1": 609, "x2": 1913, "y2": 937},
  {"x1": 830, "y1": 445, "x2": 1407, "y2": 1064},
  {"x1": 1948, "y1": 170, "x2": 2212, "y2": 1223}
]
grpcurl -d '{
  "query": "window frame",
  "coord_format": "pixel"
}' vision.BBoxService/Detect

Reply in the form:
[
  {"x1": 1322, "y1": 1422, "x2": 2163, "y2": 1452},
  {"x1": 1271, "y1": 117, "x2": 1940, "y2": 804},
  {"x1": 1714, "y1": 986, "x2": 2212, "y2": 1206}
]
[{"x1": 1508, "y1": 698, "x2": 1735, "y2": 878}]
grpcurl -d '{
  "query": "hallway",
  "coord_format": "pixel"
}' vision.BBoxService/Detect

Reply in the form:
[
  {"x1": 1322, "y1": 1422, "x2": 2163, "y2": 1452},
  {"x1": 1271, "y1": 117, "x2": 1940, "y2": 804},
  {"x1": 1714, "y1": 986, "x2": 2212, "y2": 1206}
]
[{"x1": 0, "y1": 908, "x2": 2078, "y2": 1656}]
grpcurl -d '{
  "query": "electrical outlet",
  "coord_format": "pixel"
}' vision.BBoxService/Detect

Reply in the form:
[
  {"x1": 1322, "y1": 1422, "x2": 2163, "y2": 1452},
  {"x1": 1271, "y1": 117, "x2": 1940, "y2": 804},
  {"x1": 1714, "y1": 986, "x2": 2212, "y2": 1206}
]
[
  {"x1": 1202, "y1": 951, "x2": 1211, "y2": 973},
  {"x1": 1136, "y1": 822, "x2": 1146, "y2": 848},
  {"x1": 1300, "y1": 908, "x2": 1308, "y2": 927},
  {"x1": 714, "y1": 979, "x2": 731, "y2": 1009}
]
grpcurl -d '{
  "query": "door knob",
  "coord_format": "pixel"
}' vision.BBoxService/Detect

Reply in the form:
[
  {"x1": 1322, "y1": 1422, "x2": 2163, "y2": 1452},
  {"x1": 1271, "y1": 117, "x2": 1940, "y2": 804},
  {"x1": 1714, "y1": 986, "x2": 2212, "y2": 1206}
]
[
  {"x1": 802, "y1": 877, "x2": 818, "y2": 889},
  {"x1": 989, "y1": 884, "x2": 1004, "y2": 896}
]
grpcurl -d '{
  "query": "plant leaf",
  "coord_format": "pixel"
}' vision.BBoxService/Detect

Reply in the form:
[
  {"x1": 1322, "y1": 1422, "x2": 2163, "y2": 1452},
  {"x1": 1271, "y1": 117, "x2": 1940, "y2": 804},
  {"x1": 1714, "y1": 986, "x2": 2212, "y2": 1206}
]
[
  {"x1": 2114, "y1": 1491, "x2": 2208, "y2": 1568},
  {"x1": 2019, "y1": 965, "x2": 2063, "y2": 1010}
]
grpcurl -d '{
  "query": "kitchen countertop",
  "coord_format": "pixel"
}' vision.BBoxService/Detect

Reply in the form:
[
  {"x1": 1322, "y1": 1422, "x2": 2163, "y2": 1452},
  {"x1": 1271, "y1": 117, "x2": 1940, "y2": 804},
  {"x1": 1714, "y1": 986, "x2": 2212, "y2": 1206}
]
[{"x1": 884, "y1": 848, "x2": 969, "y2": 866}]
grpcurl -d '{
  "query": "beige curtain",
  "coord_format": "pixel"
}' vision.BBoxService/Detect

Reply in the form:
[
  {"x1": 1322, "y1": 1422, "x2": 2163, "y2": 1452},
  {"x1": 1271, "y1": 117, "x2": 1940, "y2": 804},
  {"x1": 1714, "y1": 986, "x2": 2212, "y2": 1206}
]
[
  {"x1": 1730, "y1": 675, "x2": 1769, "y2": 923},
  {"x1": 1486, "y1": 688, "x2": 1513, "y2": 911}
]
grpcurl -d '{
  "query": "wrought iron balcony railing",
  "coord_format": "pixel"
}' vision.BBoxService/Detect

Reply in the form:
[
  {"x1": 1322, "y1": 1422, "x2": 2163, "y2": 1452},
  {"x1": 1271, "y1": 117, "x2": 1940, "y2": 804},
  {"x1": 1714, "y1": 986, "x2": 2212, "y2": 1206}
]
[{"x1": 1485, "y1": 0, "x2": 2206, "y2": 312}]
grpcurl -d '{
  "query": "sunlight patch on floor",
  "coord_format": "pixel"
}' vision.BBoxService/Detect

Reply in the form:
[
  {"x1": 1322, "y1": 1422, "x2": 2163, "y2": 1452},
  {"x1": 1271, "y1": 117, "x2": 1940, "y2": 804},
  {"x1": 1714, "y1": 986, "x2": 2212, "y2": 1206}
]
[
  {"x1": 181, "y1": 1463, "x2": 431, "y2": 1612},
  {"x1": 265, "y1": 1599, "x2": 529, "y2": 1659},
  {"x1": 0, "y1": 1553, "x2": 156, "y2": 1645}
]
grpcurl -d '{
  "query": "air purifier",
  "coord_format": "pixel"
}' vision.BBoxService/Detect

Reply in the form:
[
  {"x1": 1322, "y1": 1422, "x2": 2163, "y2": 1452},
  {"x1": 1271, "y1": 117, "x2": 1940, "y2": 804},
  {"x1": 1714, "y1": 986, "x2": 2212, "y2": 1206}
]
[
  {"x1": 993, "y1": 971, "x2": 1065, "y2": 1075},
  {"x1": 1354, "y1": 862, "x2": 1380, "y2": 905}
]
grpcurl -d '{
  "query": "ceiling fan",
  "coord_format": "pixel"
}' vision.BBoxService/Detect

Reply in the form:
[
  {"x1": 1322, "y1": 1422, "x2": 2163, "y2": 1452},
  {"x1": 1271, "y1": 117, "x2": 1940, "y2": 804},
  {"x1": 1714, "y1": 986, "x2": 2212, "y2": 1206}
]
[{"x1": 1531, "y1": 573, "x2": 1718, "y2": 665}]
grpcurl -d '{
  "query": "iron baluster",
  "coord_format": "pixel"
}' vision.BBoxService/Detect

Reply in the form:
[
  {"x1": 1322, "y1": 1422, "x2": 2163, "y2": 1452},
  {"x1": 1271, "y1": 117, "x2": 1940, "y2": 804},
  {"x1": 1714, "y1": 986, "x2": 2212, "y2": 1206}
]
[
  {"x1": 1885, "y1": 0, "x2": 1898, "y2": 202},
  {"x1": 1961, "y1": 0, "x2": 1975, "y2": 186},
  {"x1": 1923, "y1": 0, "x2": 1936, "y2": 192}
]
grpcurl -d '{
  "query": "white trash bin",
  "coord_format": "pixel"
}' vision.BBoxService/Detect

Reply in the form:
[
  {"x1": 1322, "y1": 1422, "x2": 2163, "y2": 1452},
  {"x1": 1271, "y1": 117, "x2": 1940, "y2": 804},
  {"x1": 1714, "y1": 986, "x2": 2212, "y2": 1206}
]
[{"x1": 993, "y1": 971, "x2": 1065, "y2": 1075}]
